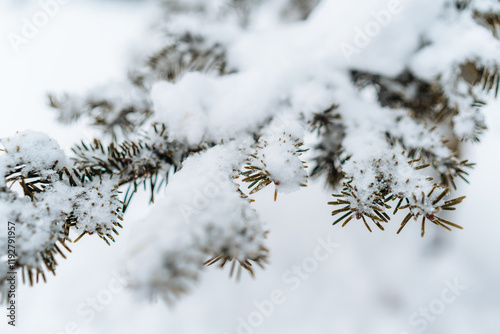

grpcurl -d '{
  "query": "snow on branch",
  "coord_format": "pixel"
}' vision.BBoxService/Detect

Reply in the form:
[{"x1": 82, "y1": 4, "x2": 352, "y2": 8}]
[
  {"x1": 0, "y1": 131, "x2": 123, "y2": 300},
  {"x1": 330, "y1": 150, "x2": 465, "y2": 237},
  {"x1": 5, "y1": 0, "x2": 500, "y2": 305},
  {"x1": 126, "y1": 144, "x2": 268, "y2": 303}
]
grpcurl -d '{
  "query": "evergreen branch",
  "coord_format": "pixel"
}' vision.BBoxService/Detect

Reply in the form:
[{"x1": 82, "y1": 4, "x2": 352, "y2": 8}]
[
  {"x1": 385, "y1": 130, "x2": 474, "y2": 190},
  {"x1": 308, "y1": 104, "x2": 347, "y2": 188},
  {"x1": 329, "y1": 154, "x2": 466, "y2": 236},
  {"x1": 241, "y1": 132, "x2": 308, "y2": 201},
  {"x1": 0, "y1": 132, "x2": 123, "y2": 289},
  {"x1": 71, "y1": 123, "x2": 207, "y2": 211},
  {"x1": 203, "y1": 230, "x2": 270, "y2": 281},
  {"x1": 144, "y1": 33, "x2": 229, "y2": 83},
  {"x1": 48, "y1": 81, "x2": 153, "y2": 140},
  {"x1": 350, "y1": 70, "x2": 455, "y2": 122}
]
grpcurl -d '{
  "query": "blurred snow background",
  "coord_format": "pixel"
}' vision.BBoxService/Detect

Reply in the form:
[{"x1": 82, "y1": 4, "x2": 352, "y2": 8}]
[{"x1": 1, "y1": 0, "x2": 500, "y2": 333}]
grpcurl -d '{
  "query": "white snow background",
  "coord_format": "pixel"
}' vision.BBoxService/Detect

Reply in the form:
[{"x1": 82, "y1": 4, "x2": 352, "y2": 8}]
[{"x1": 1, "y1": 0, "x2": 500, "y2": 333}]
